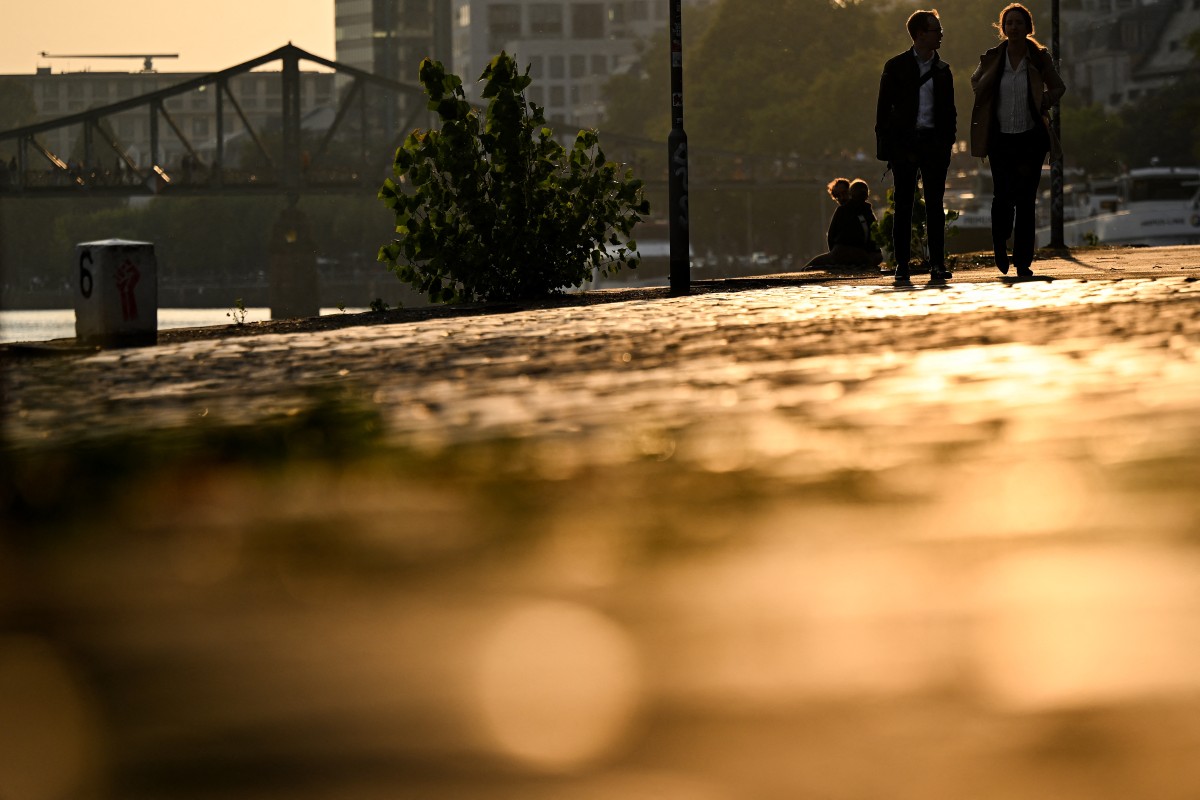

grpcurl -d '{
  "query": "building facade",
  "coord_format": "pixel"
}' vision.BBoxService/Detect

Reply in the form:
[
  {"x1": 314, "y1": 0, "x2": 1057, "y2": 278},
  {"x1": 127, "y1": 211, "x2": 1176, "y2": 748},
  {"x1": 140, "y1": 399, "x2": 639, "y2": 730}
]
[
  {"x1": 335, "y1": 0, "x2": 453, "y2": 82},
  {"x1": 1063, "y1": 0, "x2": 1200, "y2": 110},
  {"x1": 451, "y1": 0, "x2": 678, "y2": 127},
  {"x1": 335, "y1": 0, "x2": 708, "y2": 130}
]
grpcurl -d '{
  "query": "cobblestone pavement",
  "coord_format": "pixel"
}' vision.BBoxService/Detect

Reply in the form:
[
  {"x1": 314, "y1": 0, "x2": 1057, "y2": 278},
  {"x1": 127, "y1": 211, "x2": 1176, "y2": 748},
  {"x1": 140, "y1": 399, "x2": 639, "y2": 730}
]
[{"x1": 4, "y1": 247, "x2": 1200, "y2": 800}]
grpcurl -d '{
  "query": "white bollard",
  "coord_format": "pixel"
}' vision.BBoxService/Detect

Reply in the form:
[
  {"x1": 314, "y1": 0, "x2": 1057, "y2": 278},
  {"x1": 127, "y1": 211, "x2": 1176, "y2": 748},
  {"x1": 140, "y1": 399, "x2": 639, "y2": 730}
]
[{"x1": 74, "y1": 239, "x2": 157, "y2": 347}]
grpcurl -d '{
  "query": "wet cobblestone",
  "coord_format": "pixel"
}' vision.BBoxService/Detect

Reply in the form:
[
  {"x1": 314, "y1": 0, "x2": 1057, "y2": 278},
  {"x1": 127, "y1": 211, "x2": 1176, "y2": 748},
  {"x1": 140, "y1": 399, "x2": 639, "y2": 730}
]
[{"x1": 4, "y1": 247, "x2": 1200, "y2": 800}]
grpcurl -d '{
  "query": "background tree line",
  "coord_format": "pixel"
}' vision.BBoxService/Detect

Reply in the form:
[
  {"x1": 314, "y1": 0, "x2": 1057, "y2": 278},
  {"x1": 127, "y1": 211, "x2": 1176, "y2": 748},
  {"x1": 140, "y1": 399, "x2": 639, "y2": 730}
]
[{"x1": 600, "y1": 0, "x2": 1200, "y2": 175}]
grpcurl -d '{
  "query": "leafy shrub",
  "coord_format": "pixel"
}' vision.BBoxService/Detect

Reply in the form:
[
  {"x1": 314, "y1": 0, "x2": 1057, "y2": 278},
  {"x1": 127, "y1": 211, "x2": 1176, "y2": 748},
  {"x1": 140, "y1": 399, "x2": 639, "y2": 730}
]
[
  {"x1": 378, "y1": 54, "x2": 650, "y2": 303},
  {"x1": 871, "y1": 186, "x2": 960, "y2": 267}
]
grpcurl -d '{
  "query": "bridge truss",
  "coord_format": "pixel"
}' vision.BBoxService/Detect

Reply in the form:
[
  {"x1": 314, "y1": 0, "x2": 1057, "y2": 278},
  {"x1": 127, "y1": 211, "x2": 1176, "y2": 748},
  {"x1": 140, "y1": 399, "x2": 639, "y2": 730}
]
[{"x1": 0, "y1": 44, "x2": 434, "y2": 198}]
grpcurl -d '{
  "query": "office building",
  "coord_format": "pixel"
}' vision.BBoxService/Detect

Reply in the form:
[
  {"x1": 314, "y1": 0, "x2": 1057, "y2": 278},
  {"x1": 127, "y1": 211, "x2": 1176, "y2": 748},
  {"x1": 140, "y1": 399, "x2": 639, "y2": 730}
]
[{"x1": 335, "y1": 0, "x2": 708, "y2": 130}]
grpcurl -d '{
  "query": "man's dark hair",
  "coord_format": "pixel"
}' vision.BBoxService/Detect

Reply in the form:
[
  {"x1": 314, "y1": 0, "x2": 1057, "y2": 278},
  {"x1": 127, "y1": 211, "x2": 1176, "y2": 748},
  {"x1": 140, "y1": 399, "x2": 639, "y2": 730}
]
[{"x1": 906, "y1": 9, "x2": 940, "y2": 40}]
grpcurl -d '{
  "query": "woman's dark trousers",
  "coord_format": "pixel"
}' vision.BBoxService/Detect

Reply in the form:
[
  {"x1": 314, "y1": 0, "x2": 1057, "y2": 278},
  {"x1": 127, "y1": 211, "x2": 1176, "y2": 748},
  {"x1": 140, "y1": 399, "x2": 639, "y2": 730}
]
[{"x1": 988, "y1": 128, "x2": 1048, "y2": 272}]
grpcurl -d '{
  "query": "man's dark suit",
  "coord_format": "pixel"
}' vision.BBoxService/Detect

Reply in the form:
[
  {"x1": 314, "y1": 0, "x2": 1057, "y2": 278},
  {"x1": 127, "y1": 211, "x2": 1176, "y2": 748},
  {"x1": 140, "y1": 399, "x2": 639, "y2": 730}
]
[{"x1": 876, "y1": 49, "x2": 956, "y2": 276}]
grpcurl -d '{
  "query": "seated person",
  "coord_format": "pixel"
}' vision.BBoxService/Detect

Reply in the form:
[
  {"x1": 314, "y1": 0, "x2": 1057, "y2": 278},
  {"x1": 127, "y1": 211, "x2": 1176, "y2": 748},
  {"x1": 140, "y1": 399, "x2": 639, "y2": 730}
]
[{"x1": 805, "y1": 178, "x2": 884, "y2": 270}]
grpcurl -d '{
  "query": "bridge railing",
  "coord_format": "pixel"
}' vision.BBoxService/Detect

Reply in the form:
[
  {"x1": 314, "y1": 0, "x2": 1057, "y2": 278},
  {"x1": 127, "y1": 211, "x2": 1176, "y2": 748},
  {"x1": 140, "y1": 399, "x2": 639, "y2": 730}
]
[{"x1": 0, "y1": 44, "x2": 431, "y2": 197}]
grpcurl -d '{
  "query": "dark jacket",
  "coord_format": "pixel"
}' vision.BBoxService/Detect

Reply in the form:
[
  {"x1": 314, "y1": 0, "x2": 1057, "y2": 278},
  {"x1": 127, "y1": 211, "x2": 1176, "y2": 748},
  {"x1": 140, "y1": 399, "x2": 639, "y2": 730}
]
[
  {"x1": 828, "y1": 200, "x2": 877, "y2": 250},
  {"x1": 970, "y1": 41, "x2": 1066, "y2": 159},
  {"x1": 876, "y1": 49, "x2": 957, "y2": 162}
]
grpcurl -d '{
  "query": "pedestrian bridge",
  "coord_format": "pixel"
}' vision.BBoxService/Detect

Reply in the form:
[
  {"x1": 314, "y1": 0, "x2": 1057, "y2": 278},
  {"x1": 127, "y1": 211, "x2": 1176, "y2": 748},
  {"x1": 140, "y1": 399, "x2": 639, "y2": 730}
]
[
  {"x1": 0, "y1": 43, "x2": 836, "y2": 200},
  {"x1": 0, "y1": 44, "x2": 432, "y2": 198}
]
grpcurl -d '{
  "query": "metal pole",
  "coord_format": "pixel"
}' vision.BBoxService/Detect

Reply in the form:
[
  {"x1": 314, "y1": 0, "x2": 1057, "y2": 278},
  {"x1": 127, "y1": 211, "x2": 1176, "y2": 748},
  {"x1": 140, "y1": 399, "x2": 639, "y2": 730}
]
[
  {"x1": 282, "y1": 48, "x2": 302, "y2": 197},
  {"x1": 667, "y1": 0, "x2": 690, "y2": 295},
  {"x1": 1049, "y1": 0, "x2": 1065, "y2": 248}
]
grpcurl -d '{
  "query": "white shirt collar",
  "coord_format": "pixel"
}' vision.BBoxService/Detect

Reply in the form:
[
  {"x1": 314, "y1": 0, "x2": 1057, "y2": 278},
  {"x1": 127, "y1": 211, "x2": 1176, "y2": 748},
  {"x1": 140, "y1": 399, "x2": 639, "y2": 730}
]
[{"x1": 912, "y1": 47, "x2": 937, "y2": 66}]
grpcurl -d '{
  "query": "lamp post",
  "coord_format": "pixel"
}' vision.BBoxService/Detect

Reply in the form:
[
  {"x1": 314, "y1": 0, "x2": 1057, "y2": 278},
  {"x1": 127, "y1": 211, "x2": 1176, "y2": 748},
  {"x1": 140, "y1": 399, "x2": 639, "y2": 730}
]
[
  {"x1": 667, "y1": 0, "x2": 690, "y2": 295},
  {"x1": 1049, "y1": 0, "x2": 1065, "y2": 248}
]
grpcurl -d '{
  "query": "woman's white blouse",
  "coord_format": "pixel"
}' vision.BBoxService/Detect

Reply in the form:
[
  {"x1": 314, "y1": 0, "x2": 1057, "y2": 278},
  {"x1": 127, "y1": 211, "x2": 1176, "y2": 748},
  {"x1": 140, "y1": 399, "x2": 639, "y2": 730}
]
[{"x1": 996, "y1": 54, "x2": 1036, "y2": 134}]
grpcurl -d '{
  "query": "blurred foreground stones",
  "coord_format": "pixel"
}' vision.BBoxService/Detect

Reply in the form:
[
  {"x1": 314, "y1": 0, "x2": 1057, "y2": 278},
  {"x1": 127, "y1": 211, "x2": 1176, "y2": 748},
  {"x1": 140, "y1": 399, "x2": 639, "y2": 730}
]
[{"x1": 4, "y1": 248, "x2": 1200, "y2": 799}]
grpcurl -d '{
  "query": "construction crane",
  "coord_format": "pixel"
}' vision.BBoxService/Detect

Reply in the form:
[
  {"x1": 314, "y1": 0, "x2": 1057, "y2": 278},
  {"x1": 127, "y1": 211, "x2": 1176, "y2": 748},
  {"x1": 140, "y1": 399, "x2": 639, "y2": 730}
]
[{"x1": 39, "y1": 52, "x2": 180, "y2": 72}]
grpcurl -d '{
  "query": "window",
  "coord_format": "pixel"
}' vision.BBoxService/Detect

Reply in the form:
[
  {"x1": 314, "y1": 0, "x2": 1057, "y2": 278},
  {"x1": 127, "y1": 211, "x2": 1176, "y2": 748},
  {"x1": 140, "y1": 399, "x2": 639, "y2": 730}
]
[
  {"x1": 571, "y1": 4, "x2": 605, "y2": 38},
  {"x1": 192, "y1": 118, "x2": 210, "y2": 137},
  {"x1": 550, "y1": 55, "x2": 565, "y2": 79},
  {"x1": 488, "y1": 3, "x2": 522, "y2": 51},
  {"x1": 530, "y1": 55, "x2": 544, "y2": 78},
  {"x1": 630, "y1": 0, "x2": 648, "y2": 20},
  {"x1": 609, "y1": 2, "x2": 625, "y2": 24},
  {"x1": 550, "y1": 85, "x2": 565, "y2": 106},
  {"x1": 591, "y1": 54, "x2": 607, "y2": 75},
  {"x1": 528, "y1": 85, "x2": 545, "y2": 105},
  {"x1": 529, "y1": 3, "x2": 563, "y2": 36},
  {"x1": 402, "y1": 0, "x2": 433, "y2": 30},
  {"x1": 571, "y1": 54, "x2": 586, "y2": 78}
]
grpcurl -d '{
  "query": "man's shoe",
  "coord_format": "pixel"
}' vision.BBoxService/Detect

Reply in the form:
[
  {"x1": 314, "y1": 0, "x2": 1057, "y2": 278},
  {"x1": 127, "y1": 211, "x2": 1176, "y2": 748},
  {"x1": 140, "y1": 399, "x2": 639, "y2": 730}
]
[
  {"x1": 997, "y1": 261, "x2": 1010, "y2": 275},
  {"x1": 933, "y1": 266, "x2": 952, "y2": 280},
  {"x1": 1016, "y1": 266, "x2": 1034, "y2": 278},
  {"x1": 894, "y1": 269, "x2": 912, "y2": 285}
]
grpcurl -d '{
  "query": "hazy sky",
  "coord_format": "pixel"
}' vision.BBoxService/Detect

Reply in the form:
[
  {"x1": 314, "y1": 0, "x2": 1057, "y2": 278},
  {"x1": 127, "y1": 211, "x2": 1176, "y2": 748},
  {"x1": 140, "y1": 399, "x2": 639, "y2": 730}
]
[{"x1": 2, "y1": 1, "x2": 337, "y2": 75}]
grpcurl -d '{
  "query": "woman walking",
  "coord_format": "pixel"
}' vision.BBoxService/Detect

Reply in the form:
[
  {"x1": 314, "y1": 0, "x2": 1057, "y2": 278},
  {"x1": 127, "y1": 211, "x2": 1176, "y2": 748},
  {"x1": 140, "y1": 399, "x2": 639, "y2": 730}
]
[{"x1": 970, "y1": 3, "x2": 1065, "y2": 276}]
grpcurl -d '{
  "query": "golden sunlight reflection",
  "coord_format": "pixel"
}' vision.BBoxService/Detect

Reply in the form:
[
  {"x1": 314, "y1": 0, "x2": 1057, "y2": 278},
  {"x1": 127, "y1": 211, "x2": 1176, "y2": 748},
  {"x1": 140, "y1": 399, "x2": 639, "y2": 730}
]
[
  {"x1": 474, "y1": 601, "x2": 643, "y2": 771},
  {"x1": 649, "y1": 546, "x2": 948, "y2": 705},
  {"x1": 972, "y1": 547, "x2": 1200, "y2": 710},
  {"x1": 926, "y1": 458, "x2": 1097, "y2": 539}
]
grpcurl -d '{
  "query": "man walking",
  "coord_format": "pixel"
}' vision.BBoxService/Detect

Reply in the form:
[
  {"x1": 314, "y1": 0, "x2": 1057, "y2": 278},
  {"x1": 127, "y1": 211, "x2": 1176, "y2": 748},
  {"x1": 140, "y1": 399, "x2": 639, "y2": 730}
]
[{"x1": 876, "y1": 9, "x2": 957, "y2": 284}]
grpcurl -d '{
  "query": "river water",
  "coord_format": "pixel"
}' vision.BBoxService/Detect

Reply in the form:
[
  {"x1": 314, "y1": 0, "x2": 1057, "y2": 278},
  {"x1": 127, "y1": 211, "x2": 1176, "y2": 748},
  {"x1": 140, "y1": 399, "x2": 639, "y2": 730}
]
[{"x1": 0, "y1": 307, "x2": 362, "y2": 344}]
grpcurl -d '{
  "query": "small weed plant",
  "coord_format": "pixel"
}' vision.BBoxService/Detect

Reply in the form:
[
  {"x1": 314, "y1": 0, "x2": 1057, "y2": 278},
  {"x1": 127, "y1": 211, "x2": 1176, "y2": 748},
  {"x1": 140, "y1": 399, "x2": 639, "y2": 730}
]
[
  {"x1": 227, "y1": 297, "x2": 248, "y2": 326},
  {"x1": 871, "y1": 187, "x2": 960, "y2": 267},
  {"x1": 378, "y1": 54, "x2": 649, "y2": 303}
]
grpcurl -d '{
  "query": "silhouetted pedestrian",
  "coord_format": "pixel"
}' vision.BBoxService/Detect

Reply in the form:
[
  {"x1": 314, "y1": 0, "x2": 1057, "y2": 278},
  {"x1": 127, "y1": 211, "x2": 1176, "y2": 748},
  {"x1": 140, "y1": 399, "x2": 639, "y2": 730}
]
[
  {"x1": 970, "y1": 2, "x2": 1066, "y2": 277},
  {"x1": 876, "y1": 9, "x2": 957, "y2": 284}
]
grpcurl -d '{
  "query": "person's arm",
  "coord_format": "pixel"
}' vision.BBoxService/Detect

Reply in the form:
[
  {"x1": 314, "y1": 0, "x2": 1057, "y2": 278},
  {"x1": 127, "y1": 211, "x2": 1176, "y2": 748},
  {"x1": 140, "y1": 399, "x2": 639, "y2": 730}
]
[
  {"x1": 1039, "y1": 49, "x2": 1066, "y2": 111},
  {"x1": 946, "y1": 65, "x2": 957, "y2": 144},
  {"x1": 876, "y1": 63, "x2": 893, "y2": 162},
  {"x1": 971, "y1": 49, "x2": 997, "y2": 95},
  {"x1": 827, "y1": 206, "x2": 844, "y2": 249}
]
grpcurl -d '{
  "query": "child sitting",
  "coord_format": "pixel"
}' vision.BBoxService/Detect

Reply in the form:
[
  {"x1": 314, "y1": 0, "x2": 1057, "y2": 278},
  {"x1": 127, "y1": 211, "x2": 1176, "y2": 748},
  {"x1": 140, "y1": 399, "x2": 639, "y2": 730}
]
[{"x1": 804, "y1": 178, "x2": 884, "y2": 270}]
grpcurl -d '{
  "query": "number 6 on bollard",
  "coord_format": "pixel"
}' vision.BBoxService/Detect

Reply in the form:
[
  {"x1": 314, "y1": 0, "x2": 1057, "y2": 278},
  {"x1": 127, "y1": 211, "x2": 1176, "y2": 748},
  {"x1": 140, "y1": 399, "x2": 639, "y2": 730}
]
[{"x1": 79, "y1": 250, "x2": 94, "y2": 299}]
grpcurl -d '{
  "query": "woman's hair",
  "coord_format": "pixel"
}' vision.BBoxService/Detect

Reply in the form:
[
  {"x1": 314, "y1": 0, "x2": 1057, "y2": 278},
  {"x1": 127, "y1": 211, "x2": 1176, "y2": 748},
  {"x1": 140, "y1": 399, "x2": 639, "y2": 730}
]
[
  {"x1": 849, "y1": 179, "x2": 870, "y2": 201},
  {"x1": 995, "y1": 3, "x2": 1043, "y2": 47},
  {"x1": 827, "y1": 177, "x2": 851, "y2": 201}
]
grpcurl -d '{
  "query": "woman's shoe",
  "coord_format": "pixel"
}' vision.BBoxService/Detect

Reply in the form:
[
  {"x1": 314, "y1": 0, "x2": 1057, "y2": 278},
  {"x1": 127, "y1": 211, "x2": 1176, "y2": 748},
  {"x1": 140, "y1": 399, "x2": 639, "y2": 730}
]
[{"x1": 994, "y1": 246, "x2": 1010, "y2": 275}]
